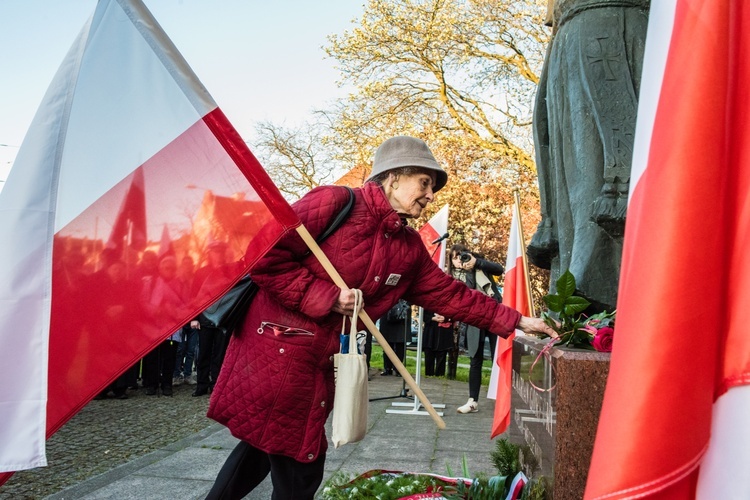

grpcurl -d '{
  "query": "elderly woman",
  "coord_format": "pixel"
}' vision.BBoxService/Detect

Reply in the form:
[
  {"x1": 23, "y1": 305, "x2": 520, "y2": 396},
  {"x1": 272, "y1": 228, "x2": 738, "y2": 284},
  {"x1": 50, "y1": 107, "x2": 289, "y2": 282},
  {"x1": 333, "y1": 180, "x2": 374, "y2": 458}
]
[{"x1": 206, "y1": 136, "x2": 556, "y2": 499}]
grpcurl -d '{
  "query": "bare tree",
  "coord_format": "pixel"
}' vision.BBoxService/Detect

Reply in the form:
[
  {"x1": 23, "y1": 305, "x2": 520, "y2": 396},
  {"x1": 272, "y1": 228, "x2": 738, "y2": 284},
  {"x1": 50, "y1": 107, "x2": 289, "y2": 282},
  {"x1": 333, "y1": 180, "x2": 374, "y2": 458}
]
[{"x1": 253, "y1": 121, "x2": 340, "y2": 200}]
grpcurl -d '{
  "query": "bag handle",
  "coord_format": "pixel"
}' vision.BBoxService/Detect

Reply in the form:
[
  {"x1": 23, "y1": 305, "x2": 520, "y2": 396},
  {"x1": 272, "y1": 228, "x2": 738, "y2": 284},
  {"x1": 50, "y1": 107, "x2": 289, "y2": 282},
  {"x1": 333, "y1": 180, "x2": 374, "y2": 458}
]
[
  {"x1": 318, "y1": 186, "x2": 354, "y2": 243},
  {"x1": 340, "y1": 289, "x2": 364, "y2": 354},
  {"x1": 302, "y1": 186, "x2": 355, "y2": 260}
]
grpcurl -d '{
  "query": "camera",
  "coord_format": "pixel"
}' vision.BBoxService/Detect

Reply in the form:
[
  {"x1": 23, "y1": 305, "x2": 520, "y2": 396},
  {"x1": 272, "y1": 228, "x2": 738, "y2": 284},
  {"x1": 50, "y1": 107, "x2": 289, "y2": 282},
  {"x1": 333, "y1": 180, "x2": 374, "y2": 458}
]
[{"x1": 459, "y1": 252, "x2": 473, "y2": 263}]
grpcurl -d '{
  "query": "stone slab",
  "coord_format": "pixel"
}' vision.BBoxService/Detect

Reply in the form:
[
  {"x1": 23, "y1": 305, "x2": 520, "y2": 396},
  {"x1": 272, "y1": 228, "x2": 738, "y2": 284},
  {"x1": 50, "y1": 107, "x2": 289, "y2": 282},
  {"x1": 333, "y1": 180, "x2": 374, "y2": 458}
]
[{"x1": 512, "y1": 335, "x2": 610, "y2": 500}]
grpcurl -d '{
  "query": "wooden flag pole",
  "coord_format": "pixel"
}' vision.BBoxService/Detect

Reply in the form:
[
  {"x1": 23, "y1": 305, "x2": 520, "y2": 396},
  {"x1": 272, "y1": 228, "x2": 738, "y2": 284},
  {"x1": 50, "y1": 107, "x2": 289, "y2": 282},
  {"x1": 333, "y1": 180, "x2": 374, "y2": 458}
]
[
  {"x1": 513, "y1": 191, "x2": 536, "y2": 315},
  {"x1": 296, "y1": 225, "x2": 447, "y2": 430}
]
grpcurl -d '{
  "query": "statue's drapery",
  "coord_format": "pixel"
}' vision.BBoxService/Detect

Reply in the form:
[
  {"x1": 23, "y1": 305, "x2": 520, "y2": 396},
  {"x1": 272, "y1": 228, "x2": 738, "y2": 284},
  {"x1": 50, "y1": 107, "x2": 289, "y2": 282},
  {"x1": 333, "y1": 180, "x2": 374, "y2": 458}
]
[{"x1": 529, "y1": 0, "x2": 650, "y2": 311}]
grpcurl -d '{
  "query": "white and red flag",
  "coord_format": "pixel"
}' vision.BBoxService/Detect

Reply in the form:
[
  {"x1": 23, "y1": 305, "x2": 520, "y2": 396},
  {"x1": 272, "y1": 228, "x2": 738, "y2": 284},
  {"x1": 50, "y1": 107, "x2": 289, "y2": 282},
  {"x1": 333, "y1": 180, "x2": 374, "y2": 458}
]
[
  {"x1": 488, "y1": 199, "x2": 532, "y2": 438},
  {"x1": 106, "y1": 168, "x2": 147, "y2": 254},
  {"x1": 586, "y1": 1, "x2": 750, "y2": 498},
  {"x1": 0, "y1": 0, "x2": 299, "y2": 477},
  {"x1": 418, "y1": 204, "x2": 449, "y2": 269}
]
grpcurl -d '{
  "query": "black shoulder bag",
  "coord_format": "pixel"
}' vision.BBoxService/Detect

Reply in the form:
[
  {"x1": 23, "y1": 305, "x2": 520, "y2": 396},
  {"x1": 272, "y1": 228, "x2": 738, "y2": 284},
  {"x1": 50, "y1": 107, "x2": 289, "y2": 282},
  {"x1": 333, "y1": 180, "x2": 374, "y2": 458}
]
[{"x1": 201, "y1": 186, "x2": 355, "y2": 332}]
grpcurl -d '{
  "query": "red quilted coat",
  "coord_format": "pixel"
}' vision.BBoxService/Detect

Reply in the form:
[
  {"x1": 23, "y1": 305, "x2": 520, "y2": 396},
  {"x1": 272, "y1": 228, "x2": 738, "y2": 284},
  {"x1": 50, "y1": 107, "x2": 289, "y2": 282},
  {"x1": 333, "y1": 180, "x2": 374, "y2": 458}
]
[{"x1": 207, "y1": 182, "x2": 521, "y2": 463}]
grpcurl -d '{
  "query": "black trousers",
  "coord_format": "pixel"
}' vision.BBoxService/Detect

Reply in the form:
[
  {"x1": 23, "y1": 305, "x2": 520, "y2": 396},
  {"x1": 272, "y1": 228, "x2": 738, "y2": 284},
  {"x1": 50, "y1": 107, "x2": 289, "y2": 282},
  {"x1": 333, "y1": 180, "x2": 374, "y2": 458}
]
[
  {"x1": 196, "y1": 326, "x2": 226, "y2": 390},
  {"x1": 468, "y1": 333, "x2": 496, "y2": 400},
  {"x1": 142, "y1": 340, "x2": 178, "y2": 390},
  {"x1": 424, "y1": 349, "x2": 447, "y2": 377},
  {"x1": 382, "y1": 342, "x2": 405, "y2": 372},
  {"x1": 206, "y1": 440, "x2": 326, "y2": 500}
]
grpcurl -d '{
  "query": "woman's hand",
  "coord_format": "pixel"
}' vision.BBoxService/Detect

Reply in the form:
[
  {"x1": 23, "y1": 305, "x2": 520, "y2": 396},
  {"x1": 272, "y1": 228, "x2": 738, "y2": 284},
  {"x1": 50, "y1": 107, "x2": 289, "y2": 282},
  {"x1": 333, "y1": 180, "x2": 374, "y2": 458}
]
[
  {"x1": 432, "y1": 314, "x2": 445, "y2": 322},
  {"x1": 332, "y1": 288, "x2": 363, "y2": 316},
  {"x1": 517, "y1": 316, "x2": 559, "y2": 338}
]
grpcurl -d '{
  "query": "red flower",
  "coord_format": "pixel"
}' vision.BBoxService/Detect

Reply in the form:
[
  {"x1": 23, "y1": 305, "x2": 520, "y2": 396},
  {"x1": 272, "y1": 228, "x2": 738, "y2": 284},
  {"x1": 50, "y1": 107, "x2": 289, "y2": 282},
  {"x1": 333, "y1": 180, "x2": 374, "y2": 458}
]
[{"x1": 592, "y1": 326, "x2": 614, "y2": 352}]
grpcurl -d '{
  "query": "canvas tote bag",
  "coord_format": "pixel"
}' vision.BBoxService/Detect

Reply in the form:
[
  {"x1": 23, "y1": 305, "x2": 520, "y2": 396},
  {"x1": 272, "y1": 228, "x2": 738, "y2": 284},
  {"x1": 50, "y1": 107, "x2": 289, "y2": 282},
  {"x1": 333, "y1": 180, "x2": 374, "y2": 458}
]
[{"x1": 331, "y1": 289, "x2": 369, "y2": 448}]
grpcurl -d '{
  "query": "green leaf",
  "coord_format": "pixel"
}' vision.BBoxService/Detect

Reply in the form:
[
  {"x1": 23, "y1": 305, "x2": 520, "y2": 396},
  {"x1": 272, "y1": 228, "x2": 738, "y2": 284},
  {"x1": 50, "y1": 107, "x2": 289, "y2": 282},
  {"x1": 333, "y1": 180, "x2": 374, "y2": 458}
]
[
  {"x1": 461, "y1": 455, "x2": 471, "y2": 478},
  {"x1": 555, "y1": 270, "x2": 576, "y2": 299},
  {"x1": 487, "y1": 475, "x2": 509, "y2": 498},
  {"x1": 563, "y1": 301, "x2": 589, "y2": 316},
  {"x1": 563, "y1": 295, "x2": 590, "y2": 316},
  {"x1": 541, "y1": 313, "x2": 561, "y2": 334},
  {"x1": 585, "y1": 310, "x2": 616, "y2": 327},
  {"x1": 543, "y1": 295, "x2": 564, "y2": 313}
]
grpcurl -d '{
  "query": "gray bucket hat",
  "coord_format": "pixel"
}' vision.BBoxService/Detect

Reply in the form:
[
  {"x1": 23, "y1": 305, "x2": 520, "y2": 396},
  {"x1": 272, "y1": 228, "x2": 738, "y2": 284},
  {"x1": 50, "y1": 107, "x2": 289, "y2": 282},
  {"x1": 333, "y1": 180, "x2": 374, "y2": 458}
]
[{"x1": 366, "y1": 136, "x2": 448, "y2": 192}]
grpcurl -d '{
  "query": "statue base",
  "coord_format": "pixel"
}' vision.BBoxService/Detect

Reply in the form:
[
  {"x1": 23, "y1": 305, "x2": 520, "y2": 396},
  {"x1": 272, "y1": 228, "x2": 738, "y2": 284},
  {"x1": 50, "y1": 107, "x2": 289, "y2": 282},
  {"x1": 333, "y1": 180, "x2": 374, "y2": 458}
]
[{"x1": 509, "y1": 335, "x2": 611, "y2": 500}]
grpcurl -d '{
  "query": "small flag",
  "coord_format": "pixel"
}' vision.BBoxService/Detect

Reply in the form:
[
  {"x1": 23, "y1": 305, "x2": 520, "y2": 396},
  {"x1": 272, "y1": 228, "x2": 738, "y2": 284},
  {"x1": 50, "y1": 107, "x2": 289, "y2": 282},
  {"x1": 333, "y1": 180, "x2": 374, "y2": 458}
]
[
  {"x1": 157, "y1": 224, "x2": 175, "y2": 259},
  {"x1": 106, "y1": 168, "x2": 147, "y2": 255},
  {"x1": 418, "y1": 204, "x2": 449, "y2": 268},
  {"x1": 488, "y1": 199, "x2": 531, "y2": 439}
]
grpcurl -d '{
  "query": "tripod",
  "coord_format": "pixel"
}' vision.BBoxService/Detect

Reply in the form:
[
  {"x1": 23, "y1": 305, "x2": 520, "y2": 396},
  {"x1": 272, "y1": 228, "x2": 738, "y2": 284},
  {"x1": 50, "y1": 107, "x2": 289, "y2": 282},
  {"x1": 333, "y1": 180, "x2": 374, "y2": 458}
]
[
  {"x1": 369, "y1": 310, "x2": 412, "y2": 402},
  {"x1": 385, "y1": 306, "x2": 445, "y2": 416}
]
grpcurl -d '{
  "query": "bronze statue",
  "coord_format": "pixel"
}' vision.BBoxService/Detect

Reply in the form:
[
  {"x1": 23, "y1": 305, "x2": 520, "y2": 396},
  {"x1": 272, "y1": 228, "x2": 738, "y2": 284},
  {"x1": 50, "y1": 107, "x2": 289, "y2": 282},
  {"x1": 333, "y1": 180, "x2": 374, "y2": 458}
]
[{"x1": 528, "y1": 0, "x2": 650, "y2": 311}]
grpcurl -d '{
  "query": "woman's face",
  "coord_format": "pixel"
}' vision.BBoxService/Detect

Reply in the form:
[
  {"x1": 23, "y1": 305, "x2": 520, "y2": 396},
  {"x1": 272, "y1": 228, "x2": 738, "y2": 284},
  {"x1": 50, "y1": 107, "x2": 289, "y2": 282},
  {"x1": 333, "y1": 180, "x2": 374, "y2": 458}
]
[
  {"x1": 385, "y1": 171, "x2": 436, "y2": 218},
  {"x1": 451, "y1": 252, "x2": 461, "y2": 267},
  {"x1": 450, "y1": 253, "x2": 463, "y2": 268}
]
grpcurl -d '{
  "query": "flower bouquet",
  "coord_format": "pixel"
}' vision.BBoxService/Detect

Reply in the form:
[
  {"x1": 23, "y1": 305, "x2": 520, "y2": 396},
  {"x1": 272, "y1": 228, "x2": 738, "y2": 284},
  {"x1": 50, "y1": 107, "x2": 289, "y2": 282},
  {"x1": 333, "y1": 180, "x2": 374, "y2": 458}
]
[
  {"x1": 320, "y1": 469, "x2": 528, "y2": 500},
  {"x1": 320, "y1": 439, "x2": 545, "y2": 499},
  {"x1": 541, "y1": 270, "x2": 615, "y2": 352}
]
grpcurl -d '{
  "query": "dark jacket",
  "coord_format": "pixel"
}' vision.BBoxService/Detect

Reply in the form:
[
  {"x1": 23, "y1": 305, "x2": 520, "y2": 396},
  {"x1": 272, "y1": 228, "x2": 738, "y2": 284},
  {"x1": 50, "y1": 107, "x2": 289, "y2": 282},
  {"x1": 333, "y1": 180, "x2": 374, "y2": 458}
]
[
  {"x1": 423, "y1": 310, "x2": 454, "y2": 352},
  {"x1": 462, "y1": 256, "x2": 504, "y2": 301},
  {"x1": 378, "y1": 300, "x2": 411, "y2": 344},
  {"x1": 453, "y1": 255, "x2": 504, "y2": 357}
]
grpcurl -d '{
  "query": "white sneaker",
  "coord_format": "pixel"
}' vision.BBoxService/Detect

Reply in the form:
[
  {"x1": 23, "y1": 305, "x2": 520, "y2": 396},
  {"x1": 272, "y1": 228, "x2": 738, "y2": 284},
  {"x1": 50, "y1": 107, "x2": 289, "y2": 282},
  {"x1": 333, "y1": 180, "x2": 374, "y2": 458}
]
[
  {"x1": 457, "y1": 398, "x2": 478, "y2": 414},
  {"x1": 172, "y1": 376, "x2": 184, "y2": 386},
  {"x1": 186, "y1": 375, "x2": 197, "y2": 385}
]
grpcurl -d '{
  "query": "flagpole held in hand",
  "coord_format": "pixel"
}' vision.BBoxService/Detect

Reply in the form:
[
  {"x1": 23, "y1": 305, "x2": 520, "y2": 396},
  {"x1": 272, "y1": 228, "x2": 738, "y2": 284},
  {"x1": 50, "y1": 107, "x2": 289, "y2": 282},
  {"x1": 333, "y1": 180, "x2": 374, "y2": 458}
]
[{"x1": 295, "y1": 225, "x2": 447, "y2": 430}]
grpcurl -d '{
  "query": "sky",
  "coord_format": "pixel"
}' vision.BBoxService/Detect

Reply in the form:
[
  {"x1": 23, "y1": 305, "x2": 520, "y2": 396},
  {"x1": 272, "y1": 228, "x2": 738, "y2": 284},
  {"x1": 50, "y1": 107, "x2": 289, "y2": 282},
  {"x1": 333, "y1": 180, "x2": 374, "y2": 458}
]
[{"x1": 0, "y1": 0, "x2": 364, "y2": 191}]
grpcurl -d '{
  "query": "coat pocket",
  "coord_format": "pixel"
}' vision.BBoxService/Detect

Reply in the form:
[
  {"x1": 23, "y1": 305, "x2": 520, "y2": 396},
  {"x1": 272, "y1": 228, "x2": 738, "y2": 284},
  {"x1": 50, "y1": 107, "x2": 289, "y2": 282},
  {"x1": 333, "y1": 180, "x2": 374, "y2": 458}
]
[{"x1": 257, "y1": 321, "x2": 315, "y2": 346}]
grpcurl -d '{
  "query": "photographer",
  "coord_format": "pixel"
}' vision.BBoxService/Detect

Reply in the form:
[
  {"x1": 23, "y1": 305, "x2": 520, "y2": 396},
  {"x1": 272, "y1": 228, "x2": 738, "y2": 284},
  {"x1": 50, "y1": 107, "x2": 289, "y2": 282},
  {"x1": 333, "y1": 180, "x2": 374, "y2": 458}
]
[{"x1": 448, "y1": 244, "x2": 504, "y2": 414}]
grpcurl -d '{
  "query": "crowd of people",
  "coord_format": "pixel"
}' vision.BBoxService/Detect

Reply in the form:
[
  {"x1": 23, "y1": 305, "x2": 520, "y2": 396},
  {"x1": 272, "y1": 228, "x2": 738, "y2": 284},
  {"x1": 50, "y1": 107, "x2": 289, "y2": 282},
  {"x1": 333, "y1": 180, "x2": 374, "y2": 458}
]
[{"x1": 66, "y1": 241, "x2": 238, "y2": 402}]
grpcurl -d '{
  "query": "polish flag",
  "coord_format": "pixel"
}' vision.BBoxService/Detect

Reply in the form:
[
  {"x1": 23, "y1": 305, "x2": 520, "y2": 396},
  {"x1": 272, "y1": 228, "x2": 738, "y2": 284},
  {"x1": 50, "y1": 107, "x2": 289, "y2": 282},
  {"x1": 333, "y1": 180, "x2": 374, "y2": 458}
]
[
  {"x1": 157, "y1": 224, "x2": 176, "y2": 259},
  {"x1": 418, "y1": 204, "x2": 449, "y2": 269},
  {"x1": 586, "y1": 1, "x2": 750, "y2": 498},
  {"x1": 106, "y1": 168, "x2": 147, "y2": 255},
  {"x1": 506, "y1": 471, "x2": 528, "y2": 500},
  {"x1": 0, "y1": 0, "x2": 299, "y2": 477},
  {"x1": 488, "y1": 200, "x2": 531, "y2": 438}
]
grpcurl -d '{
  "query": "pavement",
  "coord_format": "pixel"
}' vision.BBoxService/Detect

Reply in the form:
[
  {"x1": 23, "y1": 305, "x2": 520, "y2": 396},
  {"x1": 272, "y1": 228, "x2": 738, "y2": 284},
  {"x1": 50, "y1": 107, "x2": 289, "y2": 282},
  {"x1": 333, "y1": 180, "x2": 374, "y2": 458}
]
[{"x1": 35, "y1": 371, "x2": 505, "y2": 500}]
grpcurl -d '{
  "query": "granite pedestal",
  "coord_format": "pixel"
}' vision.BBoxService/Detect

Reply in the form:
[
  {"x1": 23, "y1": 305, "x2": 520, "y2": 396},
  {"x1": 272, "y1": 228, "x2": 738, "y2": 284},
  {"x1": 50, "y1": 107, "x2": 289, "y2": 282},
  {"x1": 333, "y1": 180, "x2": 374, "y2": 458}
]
[{"x1": 510, "y1": 335, "x2": 610, "y2": 499}]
